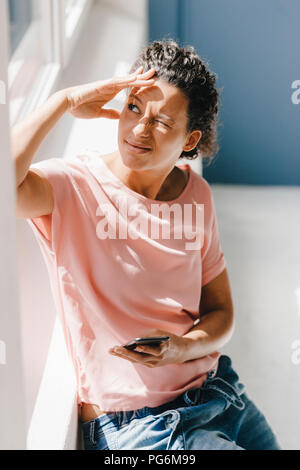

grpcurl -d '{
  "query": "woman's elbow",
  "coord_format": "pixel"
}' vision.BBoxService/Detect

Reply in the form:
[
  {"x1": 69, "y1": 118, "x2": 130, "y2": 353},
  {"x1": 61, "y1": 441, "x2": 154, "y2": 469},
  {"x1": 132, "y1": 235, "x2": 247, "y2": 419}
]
[{"x1": 225, "y1": 308, "x2": 235, "y2": 343}]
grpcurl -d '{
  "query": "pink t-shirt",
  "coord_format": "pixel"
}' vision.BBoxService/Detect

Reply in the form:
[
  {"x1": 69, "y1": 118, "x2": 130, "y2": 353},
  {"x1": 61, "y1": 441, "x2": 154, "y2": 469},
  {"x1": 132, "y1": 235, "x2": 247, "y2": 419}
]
[{"x1": 27, "y1": 149, "x2": 226, "y2": 412}]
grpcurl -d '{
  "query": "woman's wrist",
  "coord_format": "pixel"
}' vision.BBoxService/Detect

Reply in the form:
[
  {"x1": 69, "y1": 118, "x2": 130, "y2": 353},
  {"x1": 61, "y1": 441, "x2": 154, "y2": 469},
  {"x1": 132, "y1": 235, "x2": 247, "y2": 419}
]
[
  {"x1": 53, "y1": 89, "x2": 70, "y2": 114},
  {"x1": 180, "y1": 335, "x2": 206, "y2": 363}
]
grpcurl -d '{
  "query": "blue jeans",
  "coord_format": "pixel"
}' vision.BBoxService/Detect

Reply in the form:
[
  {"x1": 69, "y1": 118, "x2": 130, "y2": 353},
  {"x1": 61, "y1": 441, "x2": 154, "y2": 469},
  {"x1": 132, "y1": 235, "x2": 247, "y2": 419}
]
[{"x1": 81, "y1": 355, "x2": 281, "y2": 450}]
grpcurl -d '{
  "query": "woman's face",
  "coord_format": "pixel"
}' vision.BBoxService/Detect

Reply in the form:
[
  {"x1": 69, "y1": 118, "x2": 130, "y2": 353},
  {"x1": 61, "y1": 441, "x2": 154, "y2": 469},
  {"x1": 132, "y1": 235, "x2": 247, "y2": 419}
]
[{"x1": 118, "y1": 79, "x2": 200, "y2": 172}]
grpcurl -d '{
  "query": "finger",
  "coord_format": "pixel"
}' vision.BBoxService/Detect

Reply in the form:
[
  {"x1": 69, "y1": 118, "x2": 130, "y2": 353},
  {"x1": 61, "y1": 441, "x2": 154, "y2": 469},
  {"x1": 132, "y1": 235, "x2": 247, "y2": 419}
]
[
  {"x1": 109, "y1": 350, "x2": 140, "y2": 362},
  {"x1": 108, "y1": 75, "x2": 143, "y2": 88},
  {"x1": 114, "y1": 76, "x2": 156, "y2": 89},
  {"x1": 128, "y1": 78, "x2": 156, "y2": 87},
  {"x1": 100, "y1": 108, "x2": 121, "y2": 119},
  {"x1": 131, "y1": 66, "x2": 156, "y2": 78},
  {"x1": 111, "y1": 350, "x2": 157, "y2": 368},
  {"x1": 114, "y1": 68, "x2": 156, "y2": 86},
  {"x1": 133, "y1": 65, "x2": 143, "y2": 75},
  {"x1": 137, "y1": 68, "x2": 156, "y2": 78},
  {"x1": 116, "y1": 66, "x2": 150, "y2": 83},
  {"x1": 135, "y1": 346, "x2": 162, "y2": 356},
  {"x1": 111, "y1": 347, "x2": 154, "y2": 363},
  {"x1": 116, "y1": 75, "x2": 143, "y2": 84}
]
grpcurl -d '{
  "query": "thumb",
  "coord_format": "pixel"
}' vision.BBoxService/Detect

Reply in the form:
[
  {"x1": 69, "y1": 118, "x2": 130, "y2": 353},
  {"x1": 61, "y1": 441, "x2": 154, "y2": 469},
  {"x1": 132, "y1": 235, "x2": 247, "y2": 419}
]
[{"x1": 100, "y1": 108, "x2": 121, "y2": 119}]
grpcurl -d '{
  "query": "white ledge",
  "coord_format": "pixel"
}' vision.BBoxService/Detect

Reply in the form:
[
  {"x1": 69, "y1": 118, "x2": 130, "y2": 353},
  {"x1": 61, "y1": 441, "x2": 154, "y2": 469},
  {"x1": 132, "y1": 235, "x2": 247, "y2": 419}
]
[{"x1": 27, "y1": 316, "x2": 81, "y2": 450}]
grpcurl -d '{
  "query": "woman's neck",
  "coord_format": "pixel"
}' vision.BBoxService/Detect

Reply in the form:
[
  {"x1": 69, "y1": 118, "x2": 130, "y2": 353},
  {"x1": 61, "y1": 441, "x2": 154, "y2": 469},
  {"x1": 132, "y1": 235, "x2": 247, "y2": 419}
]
[{"x1": 102, "y1": 151, "x2": 188, "y2": 201}]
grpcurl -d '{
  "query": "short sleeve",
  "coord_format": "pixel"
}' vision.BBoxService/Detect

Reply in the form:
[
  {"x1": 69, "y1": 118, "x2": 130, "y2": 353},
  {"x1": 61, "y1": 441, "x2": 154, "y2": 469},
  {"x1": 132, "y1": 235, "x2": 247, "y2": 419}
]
[
  {"x1": 26, "y1": 158, "x2": 68, "y2": 251},
  {"x1": 201, "y1": 189, "x2": 226, "y2": 287}
]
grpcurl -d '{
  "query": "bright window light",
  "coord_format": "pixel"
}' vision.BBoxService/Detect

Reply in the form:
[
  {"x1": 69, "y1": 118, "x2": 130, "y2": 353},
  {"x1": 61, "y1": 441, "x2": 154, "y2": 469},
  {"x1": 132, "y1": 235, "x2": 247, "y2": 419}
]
[
  {"x1": 7, "y1": 0, "x2": 44, "y2": 124},
  {"x1": 6, "y1": 0, "x2": 92, "y2": 125},
  {"x1": 65, "y1": 0, "x2": 87, "y2": 38}
]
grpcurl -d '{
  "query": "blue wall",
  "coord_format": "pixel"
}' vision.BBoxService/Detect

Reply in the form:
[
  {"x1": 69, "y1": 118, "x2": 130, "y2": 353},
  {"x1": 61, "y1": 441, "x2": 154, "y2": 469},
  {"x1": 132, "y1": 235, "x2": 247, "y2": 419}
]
[
  {"x1": 8, "y1": 0, "x2": 32, "y2": 56},
  {"x1": 149, "y1": 0, "x2": 181, "y2": 43},
  {"x1": 149, "y1": 0, "x2": 300, "y2": 185}
]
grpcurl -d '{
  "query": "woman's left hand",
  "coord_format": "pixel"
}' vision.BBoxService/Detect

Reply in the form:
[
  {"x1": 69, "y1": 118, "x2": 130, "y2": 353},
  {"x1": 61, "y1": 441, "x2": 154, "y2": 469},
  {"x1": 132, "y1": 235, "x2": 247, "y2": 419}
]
[{"x1": 108, "y1": 329, "x2": 188, "y2": 368}]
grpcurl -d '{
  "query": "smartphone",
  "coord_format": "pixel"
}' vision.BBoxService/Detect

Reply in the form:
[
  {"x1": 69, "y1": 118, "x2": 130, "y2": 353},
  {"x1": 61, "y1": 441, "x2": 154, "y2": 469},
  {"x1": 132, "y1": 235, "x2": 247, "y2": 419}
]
[{"x1": 122, "y1": 336, "x2": 170, "y2": 351}]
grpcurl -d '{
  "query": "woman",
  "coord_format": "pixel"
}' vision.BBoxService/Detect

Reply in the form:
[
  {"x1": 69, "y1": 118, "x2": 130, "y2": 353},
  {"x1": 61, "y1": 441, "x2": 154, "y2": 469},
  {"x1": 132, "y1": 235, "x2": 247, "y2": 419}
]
[{"x1": 14, "y1": 40, "x2": 281, "y2": 450}]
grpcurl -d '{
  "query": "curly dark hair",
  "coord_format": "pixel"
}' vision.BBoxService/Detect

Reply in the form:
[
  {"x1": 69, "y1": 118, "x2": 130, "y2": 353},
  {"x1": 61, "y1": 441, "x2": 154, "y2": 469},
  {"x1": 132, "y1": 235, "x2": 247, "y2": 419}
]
[{"x1": 128, "y1": 39, "x2": 221, "y2": 164}]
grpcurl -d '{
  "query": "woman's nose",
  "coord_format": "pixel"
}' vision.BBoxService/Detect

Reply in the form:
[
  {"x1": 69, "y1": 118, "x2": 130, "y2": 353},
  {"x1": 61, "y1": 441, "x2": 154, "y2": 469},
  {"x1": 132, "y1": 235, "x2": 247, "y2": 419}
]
[{"x1": 133, "y1": 119, "x2": 151, "y2": 137}]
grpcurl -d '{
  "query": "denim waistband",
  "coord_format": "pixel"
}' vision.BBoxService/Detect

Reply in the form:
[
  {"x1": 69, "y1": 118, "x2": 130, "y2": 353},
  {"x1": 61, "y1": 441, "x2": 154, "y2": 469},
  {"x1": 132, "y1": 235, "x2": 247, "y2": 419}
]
[
  {"x1": 81, "y1": 355, "x2": 246, "y2": 430},
  {"x1": 81, "y1": 390, "x2": 188, "y2": 429}
]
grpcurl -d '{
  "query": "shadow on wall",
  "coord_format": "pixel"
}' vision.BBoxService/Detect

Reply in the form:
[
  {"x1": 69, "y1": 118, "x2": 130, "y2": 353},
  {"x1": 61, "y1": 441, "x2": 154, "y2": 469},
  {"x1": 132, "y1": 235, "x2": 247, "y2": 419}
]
[{"x1": 77, "y1": 426, "x2": 85, "y2": 450}]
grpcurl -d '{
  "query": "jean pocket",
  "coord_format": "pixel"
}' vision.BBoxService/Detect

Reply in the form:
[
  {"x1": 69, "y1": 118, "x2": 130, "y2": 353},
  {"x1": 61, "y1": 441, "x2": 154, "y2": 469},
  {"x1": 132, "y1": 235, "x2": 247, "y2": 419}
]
[
  {"x1": 197, "y1": 355, "x2": 246, "y2": 411},
  {"x1": 115, "y1": 410, "x2": 183, "y2": 450},
  {"x1": 82, "y1": 419, "x2": 117, "y2": 450},
  {"x1": 82, "y1": 420, "x2": 98, "y2": 449},
  {"x1": 203, "y1": 377, "x2": 245, "y2": 410},
  {"x1": 183, "y1": 387, "x2": 202, "y2": 406},
  {"x1": 183, "y1": 367, "x2": 218, "y2": 407}
]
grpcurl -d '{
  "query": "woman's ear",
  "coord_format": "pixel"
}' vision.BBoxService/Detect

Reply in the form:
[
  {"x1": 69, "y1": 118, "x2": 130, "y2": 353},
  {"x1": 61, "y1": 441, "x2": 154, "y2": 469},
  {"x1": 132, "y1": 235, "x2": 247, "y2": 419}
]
[{"x1": 182, "y1": 130, "x2": 202, "y2": 152}]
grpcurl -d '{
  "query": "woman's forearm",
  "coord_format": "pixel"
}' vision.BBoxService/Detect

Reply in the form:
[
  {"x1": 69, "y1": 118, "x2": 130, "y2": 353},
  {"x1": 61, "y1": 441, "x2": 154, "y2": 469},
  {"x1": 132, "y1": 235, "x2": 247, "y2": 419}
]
[
  {"x1": 181, "y1": 309, "x2": 234, "y2": 362},
  {"x1": 11, "y1": 90, "x2": 69, "y2": 188}
]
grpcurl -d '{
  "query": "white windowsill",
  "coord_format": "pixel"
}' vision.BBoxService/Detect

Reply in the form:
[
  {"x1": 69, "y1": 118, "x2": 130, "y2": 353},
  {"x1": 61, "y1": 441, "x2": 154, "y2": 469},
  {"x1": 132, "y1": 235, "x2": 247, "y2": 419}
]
[{"x1": 27, "y1": 316, "x2": 80, "y2": 450}]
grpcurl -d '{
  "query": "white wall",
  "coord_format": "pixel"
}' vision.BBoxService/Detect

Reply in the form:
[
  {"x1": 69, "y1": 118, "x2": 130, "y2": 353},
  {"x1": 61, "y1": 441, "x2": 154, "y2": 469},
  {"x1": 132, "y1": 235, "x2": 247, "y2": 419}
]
[
  {"x1": 0, "y1": 0, "x2": 26, "y2": 450},
  {"x1": 99, "y1": 0, "x2": 147, "y2": 20}
]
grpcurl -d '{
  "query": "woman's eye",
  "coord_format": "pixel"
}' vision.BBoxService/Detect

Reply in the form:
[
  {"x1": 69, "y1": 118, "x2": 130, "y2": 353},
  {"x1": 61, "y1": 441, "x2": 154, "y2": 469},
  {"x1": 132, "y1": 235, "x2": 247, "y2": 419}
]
[
  {"x1": 155, "y1": 120, "x2": 170, "y2": 128},
  {"x1": 128, "y1": 103, "x2": 139, "y2": 113},
  {"x1": 128, "y1": 103, "x2": 170, "y2": 128}
]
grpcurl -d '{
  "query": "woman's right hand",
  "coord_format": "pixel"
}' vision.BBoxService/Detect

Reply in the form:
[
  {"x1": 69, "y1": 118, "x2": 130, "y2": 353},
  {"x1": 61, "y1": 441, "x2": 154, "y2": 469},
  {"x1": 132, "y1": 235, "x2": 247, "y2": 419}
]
[{"x1": 62, "y1": 66, "x2": 156, "y2": 120}]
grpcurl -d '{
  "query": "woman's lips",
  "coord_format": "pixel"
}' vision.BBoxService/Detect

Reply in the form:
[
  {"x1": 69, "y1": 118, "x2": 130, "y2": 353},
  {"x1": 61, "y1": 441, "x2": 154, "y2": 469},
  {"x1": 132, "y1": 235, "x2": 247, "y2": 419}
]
[{"x1": 125, "y1": 140, "x2": 152, "y2": 154}]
